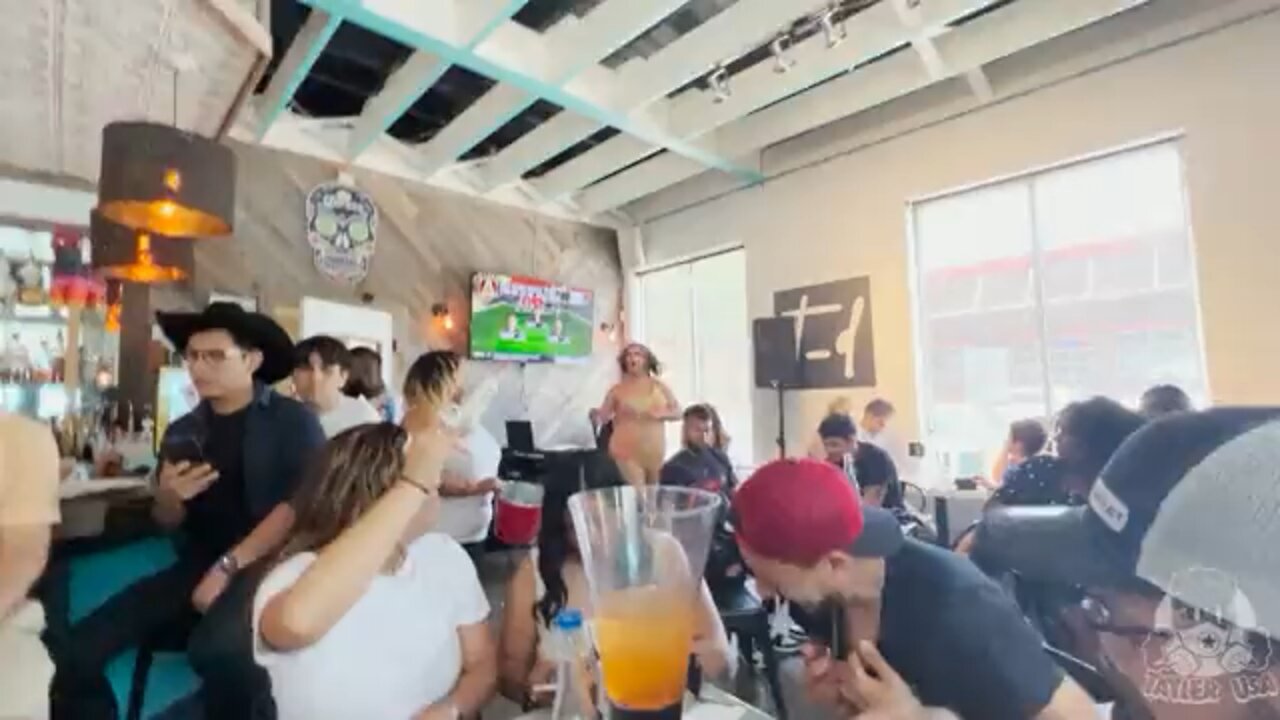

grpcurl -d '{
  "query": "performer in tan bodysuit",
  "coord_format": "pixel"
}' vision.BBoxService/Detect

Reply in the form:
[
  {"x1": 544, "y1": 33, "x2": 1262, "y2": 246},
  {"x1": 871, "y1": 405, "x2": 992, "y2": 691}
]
[{"x1": 597, "y1": 343, "x2": 680, "y2": 488}]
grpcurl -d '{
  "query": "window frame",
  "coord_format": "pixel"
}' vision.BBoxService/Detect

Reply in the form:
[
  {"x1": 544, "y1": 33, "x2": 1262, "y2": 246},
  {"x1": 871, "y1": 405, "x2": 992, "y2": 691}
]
[
  {"x1": 633, "y1": 244, "x2": 753, "y2": 470},
  {"x1": 906, "y1": 135, "x2": 1209, "y2": 448}
]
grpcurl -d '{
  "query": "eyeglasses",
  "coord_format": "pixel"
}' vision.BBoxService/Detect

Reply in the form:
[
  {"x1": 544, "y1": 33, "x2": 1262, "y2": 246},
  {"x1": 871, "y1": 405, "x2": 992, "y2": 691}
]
[
  {"x1": 182, "y1": 348, "x2": 244, "y2": 365},
  {"x1": 1080, "y1": 594, "x2": 1173, "y2": 639}
]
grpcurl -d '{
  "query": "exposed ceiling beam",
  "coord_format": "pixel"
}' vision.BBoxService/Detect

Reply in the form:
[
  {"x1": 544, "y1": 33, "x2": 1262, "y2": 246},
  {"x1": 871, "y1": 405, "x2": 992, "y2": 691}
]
[
  {"x1": 410, "y1": 0, "x2": 694, "y2": 176},
  {"x1": 475, "y1": 0, "x2": 823, "y2": 191},
  {"x1": 300, "y1": 0, "x2": 765, "y2": 182},
  {"x1": 346, "y1": 0, "x2": 526, "y2": 161},
  {"x1": 577, "y1": 0, "x2": 1153, "y2": 212},
  {"x1": 254, "y1": 9, "x2": 342, "y2": 140},
  {"x1": 531, "y1": 0, "x2": 994, "y2": 202}
]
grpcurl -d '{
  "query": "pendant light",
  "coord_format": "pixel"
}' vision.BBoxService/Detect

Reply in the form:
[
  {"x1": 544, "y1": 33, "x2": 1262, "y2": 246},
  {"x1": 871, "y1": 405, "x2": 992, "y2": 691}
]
[
  {"x1": 90, "y1": 211, "x2": 193, "y2": 284},
  {"x1": 96, "y1": 63, "x2": 235, "y2": 238}
]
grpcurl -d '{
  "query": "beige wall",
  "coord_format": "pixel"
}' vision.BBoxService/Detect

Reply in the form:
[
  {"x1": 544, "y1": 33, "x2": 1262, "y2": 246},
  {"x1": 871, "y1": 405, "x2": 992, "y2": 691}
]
[
  {"x1": 153, "y1": 142, "x2": 622, "y2": 448},
  {"x1": 637, "y1": 3, "x2": 1280, "y2": 462}
]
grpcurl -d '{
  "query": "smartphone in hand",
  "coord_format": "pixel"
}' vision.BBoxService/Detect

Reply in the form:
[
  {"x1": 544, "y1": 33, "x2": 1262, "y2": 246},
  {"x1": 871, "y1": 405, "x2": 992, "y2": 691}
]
[
  {"x1": 161, "y1": 436, "x2": 205, "y2": 466},
  {"x1": 804, "y1": 597, "x2": 850, "y2": 662}
]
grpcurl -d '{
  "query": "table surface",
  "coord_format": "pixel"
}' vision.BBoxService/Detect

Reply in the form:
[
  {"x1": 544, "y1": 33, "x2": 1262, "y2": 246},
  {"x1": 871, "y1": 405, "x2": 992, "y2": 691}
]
[
  {"x1": 515, "y1": 686, "x2": 773, "y2": 720},
  {"x1": 59, "y1": 477, "x2": 150, "y2": 501}
]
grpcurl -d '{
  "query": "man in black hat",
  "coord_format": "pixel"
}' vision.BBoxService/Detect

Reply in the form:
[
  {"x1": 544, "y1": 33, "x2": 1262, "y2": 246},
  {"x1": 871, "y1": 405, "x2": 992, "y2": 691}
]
[
  {"x1": 973, "y1": 408, "x2": 1280, "y2": 719},
  {"x1": 53, "y1": 303, "x2": 325, "y2": 719}
]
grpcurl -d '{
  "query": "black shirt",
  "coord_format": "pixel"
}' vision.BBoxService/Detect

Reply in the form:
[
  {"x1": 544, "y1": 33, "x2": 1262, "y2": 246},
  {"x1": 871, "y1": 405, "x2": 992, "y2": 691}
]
[
  {"x1": 992, "y1": 455, "x2": 1080, "y2": 507},
  {"x1": 660, "y1": 446, "x2": 741, "y2": 589},
  {"x1": 827, "y1": 442, "x2": 903, "y2": 510},
  {"x1": 182, "y1": 408, "x2": 254, "y2": 567},
  {"x1": 659, "y1": 446, "x2": 737, "y2": 495},
  {"x1": 877, "y1": 539, "x2": 1064, "y2": 719}
]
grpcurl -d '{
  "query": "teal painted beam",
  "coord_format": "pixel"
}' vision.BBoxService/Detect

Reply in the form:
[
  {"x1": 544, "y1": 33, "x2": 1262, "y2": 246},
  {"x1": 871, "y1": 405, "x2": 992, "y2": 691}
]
[
  {"x1": 345, "y1": 0, "x2": 529, "y2": 160},
  {"x1": 301, "y1": 0, "x2": 765, "y2": 183},
  {"x1": 256, "y1": 11, "x2": 343, "y2": 139}
]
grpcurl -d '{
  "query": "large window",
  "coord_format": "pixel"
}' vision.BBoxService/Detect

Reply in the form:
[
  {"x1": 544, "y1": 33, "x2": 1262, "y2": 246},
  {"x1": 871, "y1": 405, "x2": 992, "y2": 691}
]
[
  {"x1": 910, "y1": 141, "x2": 1206, "y2": 476},
  {"x1": 635, "y1": 248, "x2": 753, "y2": 469}
]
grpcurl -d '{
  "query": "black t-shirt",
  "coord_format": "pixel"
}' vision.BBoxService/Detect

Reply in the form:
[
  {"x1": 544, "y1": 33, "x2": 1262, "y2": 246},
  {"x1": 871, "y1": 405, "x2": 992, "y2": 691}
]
[
  {"x1": 826, "y1": 442, "x2": 903, "y2": 510},
  {"x1": 877, "y1": 539, "x2": 1064, "y2": 719},
  {"x1": 660, "y1": 447, "x2": 741, "y2": 589},
  {"x1": 182, "y1": 408, "x2": 253, "y2": 567}
]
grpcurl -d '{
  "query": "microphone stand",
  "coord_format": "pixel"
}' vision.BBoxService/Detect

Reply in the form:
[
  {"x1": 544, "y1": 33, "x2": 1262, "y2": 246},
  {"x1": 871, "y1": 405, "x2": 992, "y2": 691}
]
[{"x1": 772, "y1": 380, "x2": 787, "y2": 458}]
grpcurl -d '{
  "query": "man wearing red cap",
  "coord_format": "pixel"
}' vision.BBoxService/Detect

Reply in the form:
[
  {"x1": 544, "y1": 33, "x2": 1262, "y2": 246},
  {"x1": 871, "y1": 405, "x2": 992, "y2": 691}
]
[{"x1": 733, "y1": 458, "x2": 1098, "y2": 719}]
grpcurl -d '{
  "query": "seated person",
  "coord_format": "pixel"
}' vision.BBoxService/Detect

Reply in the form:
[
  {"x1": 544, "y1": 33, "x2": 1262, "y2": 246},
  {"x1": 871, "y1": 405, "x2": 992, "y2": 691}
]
[
  {"x1": 1138, "y1": 383, "x2": 1193, "y2": 419},
  {"x1": 0, "y1": 412, "x2": 60, "y2": 719},
  {"x1": 985, "y1": 418, "x2": 1048, "y2": 490},
  {"x1": 1053, "y1": 397, "x2": 1145, "y2": 500},
  {"x1": 973, "y1": 407, "x2": 1280, "y2": 720},
  {"x1": 989, "y1": 455, "x2": 1074, "y2": 508},
  {"x1": 292, "y1": 335, "x2": 381, "y2": 437},
  {"x1": 661, "y1": 404, "x2": 744, "y2": 594},
  {"x1": 734, "y1": 459, "x2": 1098, "y2": 719},
  {"x1": 402, "y1": 352, "x2": 500, "y2": 549},
  {"x1": 660, "y1": 404, "x2": 737, "y2": 496},
  {"x1": 54, "y1": 303, "x2": 326, "y2": 719},
  {"x1": 254, "y1": 422, "x2": 496, "y2": 719},
  {"x1": 498, "y1": 482, "x2": 731, "y2": 708},
  {"x1": 817, "y1": 413, "x2": 900, "y2": 507},
  {"x1": 806, "y1": 396, "x2": 854, "y2": 460}
]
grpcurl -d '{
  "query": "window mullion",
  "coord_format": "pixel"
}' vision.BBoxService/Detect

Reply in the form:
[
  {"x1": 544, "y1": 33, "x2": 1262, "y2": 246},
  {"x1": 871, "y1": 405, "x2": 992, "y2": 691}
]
[{"x1": 1027, "y1": 179, "x2": 1056, "y2": 419}]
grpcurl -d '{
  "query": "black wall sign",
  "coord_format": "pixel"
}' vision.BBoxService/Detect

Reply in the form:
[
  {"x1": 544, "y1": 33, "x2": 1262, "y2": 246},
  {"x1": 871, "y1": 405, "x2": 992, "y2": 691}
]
[{"x1": 772, "y1": 276, "x2": 876, "y2": 389}]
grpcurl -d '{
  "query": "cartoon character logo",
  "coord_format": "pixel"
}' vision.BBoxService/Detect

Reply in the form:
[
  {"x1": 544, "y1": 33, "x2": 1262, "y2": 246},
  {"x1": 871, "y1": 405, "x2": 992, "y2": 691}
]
[
  {"x1": 1142, "y1": 567, "x2": 1278, "y2": 705},
  {"x1": 305, "y1": 183, "x2": 378, "y2": 284}
]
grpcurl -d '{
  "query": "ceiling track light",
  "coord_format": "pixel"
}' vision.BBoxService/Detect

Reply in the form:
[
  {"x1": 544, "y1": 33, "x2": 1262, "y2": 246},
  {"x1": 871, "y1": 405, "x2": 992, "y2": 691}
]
[
  {"x1": 820, "y1": 5, "x2": 847, "y2": 49},
  {"x1": 708, "y1": 64, "x2": 731, "y2": 103},
  {"x1": 770, "y1": 34, "x2": 796, "y2": 74}
]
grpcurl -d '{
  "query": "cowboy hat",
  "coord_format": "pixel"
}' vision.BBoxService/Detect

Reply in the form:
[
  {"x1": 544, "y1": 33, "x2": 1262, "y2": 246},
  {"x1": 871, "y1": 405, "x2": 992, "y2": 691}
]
[{"x1": 156, "y1": 302, "x2": 293, "y2": 384}]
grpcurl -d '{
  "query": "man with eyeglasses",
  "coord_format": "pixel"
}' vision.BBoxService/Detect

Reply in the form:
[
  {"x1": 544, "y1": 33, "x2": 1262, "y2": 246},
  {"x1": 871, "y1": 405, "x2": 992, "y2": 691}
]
[
  {"x1": 974, "y1": 407, "x2": 1280, "y2": 719},
  {"x1": 53, "y1": 303, "x2": 325, "y2": 719}
]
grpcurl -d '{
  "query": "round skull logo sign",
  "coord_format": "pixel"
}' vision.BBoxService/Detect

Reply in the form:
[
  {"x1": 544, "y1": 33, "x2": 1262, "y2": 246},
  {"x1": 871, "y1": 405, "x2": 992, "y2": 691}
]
[{"x1": 305, "y1": 183, "x2": 378, "y2": 284}]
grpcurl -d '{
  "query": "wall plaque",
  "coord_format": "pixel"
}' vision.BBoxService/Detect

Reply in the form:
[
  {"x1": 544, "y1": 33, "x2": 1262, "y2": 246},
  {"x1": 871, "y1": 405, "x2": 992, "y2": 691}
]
[
  {"x1": 305, "y1": 182, "x2": 378, "y2": 284},
  {"x1": 772, "y1": 276, "x2": 876, "y2": 388}
]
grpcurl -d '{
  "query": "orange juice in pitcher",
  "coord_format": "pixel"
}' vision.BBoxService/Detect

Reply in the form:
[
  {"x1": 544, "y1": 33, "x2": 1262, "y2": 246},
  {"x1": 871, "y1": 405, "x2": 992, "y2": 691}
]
[{"x1": 593, "y1": 585, "x2": 696, "y2": 717}]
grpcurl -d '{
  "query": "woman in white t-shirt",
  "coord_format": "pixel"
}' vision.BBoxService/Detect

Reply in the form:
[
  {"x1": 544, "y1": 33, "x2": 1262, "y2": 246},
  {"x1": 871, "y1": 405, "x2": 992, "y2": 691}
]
[
  {"x1": 402, "y1": 351, "x2": 500, "y2": 547},
  {"x1": 253, "y1": 422, "x2": 496, "y2": 720}
]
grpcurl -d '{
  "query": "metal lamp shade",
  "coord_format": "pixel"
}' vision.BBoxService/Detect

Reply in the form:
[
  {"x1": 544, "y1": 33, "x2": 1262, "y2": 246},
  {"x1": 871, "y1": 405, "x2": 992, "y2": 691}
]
[
  {"x1": 90, "y1": 212, "x2": 193, "y2": 284},
  {"x1": 97, "y1": 121, "x2": 235, "y2": 238}
]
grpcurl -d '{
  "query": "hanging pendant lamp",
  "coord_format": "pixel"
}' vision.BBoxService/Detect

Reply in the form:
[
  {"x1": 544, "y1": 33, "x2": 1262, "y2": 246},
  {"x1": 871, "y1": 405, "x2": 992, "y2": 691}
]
[
  {"x1": 97, "y1": 120, "x2": 235, "y2": 238},
  {"x1": 90, "y1": 211, "x2": 194, "y2": 284}
]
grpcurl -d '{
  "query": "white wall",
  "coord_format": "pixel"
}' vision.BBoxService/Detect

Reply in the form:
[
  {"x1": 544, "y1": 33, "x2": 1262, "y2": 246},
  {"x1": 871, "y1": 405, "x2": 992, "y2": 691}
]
[
  {"x1": 0, "y1": 178, "x2": 95, "y2": 227},
  {"x1": 634, "y1": 1, "x2": 1280, "y2": 462}
]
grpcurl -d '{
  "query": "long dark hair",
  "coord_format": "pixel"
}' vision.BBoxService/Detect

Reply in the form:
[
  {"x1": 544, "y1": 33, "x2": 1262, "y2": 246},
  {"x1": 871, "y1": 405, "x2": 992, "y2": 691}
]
[
  {"x1": 534, "y1": 484, "x2": 576, "y2": 626},
  {"x1": 1056, "y1": 396, "x2": 1144, "y2": 483}
]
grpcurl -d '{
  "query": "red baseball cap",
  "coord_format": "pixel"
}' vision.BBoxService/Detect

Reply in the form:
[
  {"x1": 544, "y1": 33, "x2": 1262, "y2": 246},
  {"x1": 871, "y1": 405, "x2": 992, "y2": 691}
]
[{"x1": 733, "y1": 458, "x2": 904, "y2": 566}]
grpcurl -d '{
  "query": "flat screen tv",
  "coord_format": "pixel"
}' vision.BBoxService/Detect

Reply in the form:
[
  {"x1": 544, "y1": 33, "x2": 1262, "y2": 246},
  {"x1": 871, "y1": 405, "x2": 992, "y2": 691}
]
[{"x1": 469, "y1": 272, "x2": 594, "y2": 363}]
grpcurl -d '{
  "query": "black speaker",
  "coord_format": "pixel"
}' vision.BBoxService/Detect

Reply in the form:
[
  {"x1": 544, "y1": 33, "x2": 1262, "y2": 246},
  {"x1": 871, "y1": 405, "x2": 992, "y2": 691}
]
[{"x1": 753, "y1": 316, "x2": 799, "y2": 388}]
